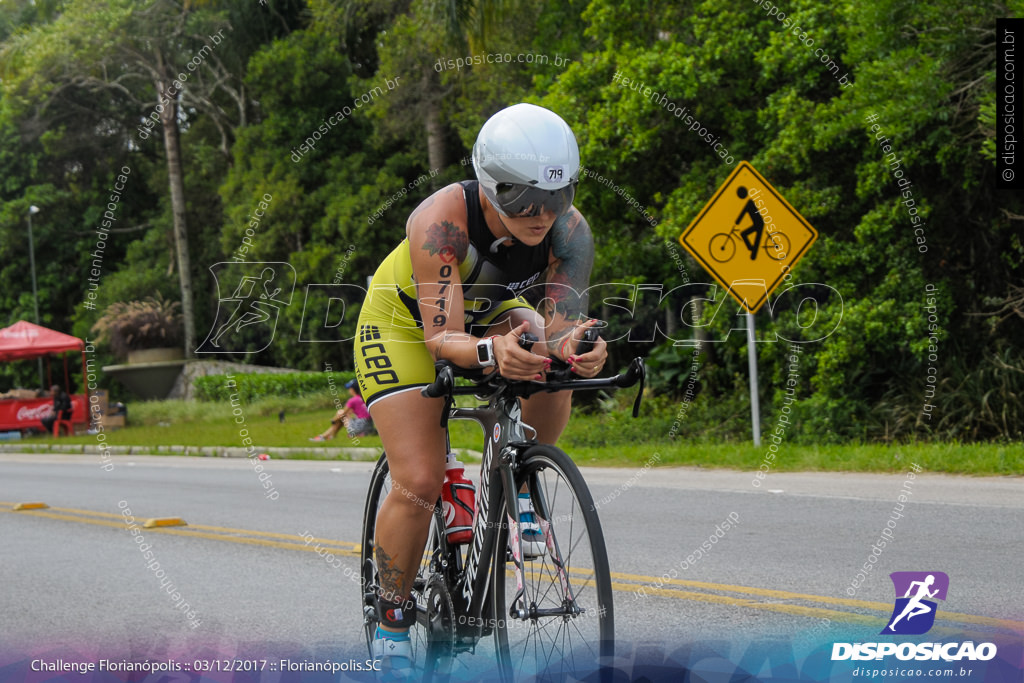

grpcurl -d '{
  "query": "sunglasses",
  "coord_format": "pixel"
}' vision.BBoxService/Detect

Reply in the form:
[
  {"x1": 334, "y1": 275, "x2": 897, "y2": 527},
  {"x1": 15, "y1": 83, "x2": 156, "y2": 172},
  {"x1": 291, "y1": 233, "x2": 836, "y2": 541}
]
[{"x1": 493, "y1": 181, "x2": 577, "y2": 218}]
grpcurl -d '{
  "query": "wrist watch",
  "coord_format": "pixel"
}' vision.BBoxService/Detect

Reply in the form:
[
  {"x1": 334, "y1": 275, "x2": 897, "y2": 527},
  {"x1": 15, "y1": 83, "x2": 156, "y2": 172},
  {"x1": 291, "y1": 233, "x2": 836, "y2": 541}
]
[{"x1": 476, "y1": 337, "x2": 496, "y2": 367}]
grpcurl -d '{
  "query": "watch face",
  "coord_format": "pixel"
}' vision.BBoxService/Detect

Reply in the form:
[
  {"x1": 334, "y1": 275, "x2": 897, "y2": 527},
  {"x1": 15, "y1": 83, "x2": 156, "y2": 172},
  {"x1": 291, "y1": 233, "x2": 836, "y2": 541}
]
[{"x1": 476, "y1": 339, "x2": 493, "y2": 365}]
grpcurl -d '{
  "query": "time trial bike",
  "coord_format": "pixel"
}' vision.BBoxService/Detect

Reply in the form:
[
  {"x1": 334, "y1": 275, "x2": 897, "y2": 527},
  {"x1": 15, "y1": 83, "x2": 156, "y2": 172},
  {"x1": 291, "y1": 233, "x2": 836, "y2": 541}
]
[{"x1": 360, "y1": 331, "x2": 645, "y2": 681}]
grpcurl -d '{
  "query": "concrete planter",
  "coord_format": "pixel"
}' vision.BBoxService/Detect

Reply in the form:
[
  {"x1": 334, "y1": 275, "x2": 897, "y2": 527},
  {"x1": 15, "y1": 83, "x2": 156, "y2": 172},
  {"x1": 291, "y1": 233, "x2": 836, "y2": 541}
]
[{"x1": 104, "y1": 347, "x2": 186, "y2": 400}]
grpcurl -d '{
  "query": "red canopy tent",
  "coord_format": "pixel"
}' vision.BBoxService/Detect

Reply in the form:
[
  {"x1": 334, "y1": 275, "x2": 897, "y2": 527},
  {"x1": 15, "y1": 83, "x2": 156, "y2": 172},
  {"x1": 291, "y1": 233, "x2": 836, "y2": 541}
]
[{"x1": 0, "y1": 321, "x2": 89, "y2": 433}]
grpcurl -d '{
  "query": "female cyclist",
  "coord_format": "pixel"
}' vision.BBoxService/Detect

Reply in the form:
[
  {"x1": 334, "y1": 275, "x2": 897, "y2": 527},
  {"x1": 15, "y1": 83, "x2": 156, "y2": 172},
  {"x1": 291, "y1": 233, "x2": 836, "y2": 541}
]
[{"x1": 353, "y1": 102, "x2": 607, "y2": 676}]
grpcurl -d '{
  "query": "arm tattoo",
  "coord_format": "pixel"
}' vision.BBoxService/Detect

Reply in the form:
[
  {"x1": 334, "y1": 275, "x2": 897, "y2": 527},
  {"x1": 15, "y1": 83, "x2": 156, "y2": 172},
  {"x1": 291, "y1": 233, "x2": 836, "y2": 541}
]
[
  {"x1": 375, "y1": 544, "x2": 406, "y2": 601},
  {"x1": 422, "y1": 220, "x2": 469, "y2": 263},
  {"x1": 541, "y1": 209, "x2": 595, "y2": 328}
]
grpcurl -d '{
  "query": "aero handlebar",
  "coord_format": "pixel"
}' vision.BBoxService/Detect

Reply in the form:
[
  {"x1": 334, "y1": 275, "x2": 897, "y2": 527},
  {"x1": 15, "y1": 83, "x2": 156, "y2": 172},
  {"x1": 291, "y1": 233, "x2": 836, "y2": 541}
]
[{"x1": 421, "y1": 330, "x2": 646, "y2": 418}]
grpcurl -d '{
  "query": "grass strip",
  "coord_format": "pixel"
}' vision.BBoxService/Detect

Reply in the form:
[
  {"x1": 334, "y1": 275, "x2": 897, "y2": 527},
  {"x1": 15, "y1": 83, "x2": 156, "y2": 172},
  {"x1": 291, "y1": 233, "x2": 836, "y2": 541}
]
[{"x1": 24, "y1": 398, "x2": 1021, "y2": 476}]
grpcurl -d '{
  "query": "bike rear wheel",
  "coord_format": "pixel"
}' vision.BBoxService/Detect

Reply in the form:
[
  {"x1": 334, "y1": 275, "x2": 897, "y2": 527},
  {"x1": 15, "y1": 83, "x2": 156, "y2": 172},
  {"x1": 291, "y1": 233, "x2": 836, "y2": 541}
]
[
  {"x1": 360, "y1": 454, "x2": 452, "y2": 679},
  {"x1": 491, "y1": 444, "x2": 614, "y2": 681},
  {"x1": 359, "y1": 454, "x2": 391, "y2": 655},
  {"x1": 361, "y1": 452, "x2": 494, "y2": 680},
  {"x1": 709, "y1": 232, "x2": 736, "y2": 262},
  {"x1": 764, "y1": 231, "x2": 790, "y2": 260}
]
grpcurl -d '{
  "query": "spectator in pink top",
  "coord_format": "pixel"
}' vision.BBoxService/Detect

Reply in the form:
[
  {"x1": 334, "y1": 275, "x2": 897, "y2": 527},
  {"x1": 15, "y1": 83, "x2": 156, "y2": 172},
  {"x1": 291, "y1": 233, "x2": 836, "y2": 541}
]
[{"x1": 310, "y1": 380, "x2": 374, "y2": 441}]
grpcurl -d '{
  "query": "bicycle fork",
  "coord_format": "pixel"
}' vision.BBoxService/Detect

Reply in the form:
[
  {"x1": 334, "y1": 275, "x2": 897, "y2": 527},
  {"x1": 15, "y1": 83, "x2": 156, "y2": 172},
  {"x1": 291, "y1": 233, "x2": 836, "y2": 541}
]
[{"x1": 498, "y1": 450, "x2": 579, "y2": 621}]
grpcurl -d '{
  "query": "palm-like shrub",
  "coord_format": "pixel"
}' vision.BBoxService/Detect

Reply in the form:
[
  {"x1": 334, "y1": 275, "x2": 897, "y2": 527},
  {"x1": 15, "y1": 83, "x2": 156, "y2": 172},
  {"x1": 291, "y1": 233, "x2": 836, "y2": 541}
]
[{"x1": 91, "y1": 296, "x2": 184, "y2": 361}]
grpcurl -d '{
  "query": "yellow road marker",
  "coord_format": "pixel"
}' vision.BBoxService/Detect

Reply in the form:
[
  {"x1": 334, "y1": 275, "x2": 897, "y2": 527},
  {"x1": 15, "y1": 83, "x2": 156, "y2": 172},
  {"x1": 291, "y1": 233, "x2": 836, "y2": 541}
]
[
  {"x1": 12, "y1": 502, "x2": 49, "y2": 510},
  {"x1": 142, "y1": 517, "x2": 188, "y2": 528}
]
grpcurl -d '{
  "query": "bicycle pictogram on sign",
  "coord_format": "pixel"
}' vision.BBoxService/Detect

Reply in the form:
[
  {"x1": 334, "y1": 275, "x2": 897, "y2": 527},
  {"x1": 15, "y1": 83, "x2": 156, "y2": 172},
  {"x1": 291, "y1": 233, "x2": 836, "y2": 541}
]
[{"x1": 679, "y1": 161, "x2": 817, "y2": 313}]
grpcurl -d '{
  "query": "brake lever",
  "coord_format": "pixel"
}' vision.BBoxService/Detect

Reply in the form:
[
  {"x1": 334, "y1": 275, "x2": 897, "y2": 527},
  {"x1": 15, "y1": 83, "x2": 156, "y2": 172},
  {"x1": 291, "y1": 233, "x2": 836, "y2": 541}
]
[
  {"x1": 574, "y1": 327, "x2": 600, "y2": 356},
  {"x1": 421, "y1": 362, "x2": 456, "y2": 428}
]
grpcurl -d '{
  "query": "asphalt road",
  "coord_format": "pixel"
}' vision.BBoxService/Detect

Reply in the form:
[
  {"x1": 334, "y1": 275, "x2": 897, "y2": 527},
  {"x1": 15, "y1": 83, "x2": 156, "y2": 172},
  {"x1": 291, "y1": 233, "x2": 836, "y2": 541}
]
[{"x1": 1, "y1": 453, "x2": 1022, "y2": 679}]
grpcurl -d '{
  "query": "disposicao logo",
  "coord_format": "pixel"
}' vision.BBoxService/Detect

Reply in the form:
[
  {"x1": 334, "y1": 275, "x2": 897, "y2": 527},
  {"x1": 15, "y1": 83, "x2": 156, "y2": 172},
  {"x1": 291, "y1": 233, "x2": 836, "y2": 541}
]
[
  {"x1": 831, "y1": 571, "x2": 997, "y2": 663},
  {"x1": 882, "y1": 571, "x2": 948, "y2": 635},
  {"x1": 831, "y1": 642, "x2": 997, "y2": 662}
]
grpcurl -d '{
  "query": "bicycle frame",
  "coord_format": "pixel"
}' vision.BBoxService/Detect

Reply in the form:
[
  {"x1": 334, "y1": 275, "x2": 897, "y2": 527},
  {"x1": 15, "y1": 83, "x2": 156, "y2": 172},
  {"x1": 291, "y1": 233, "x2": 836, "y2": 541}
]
[
  {"x1": 444, "y1": 388, "x2": 529, "y2": 637},
  {"x1": 443, "y1": 388, "x2": 582, "y2": 643}
]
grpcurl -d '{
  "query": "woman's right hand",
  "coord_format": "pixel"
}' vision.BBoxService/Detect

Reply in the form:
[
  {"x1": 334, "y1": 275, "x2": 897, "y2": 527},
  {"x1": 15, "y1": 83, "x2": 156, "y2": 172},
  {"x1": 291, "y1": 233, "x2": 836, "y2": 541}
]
[{"x1": 492, "y1": 321, "x2": 550, "y2": 381}]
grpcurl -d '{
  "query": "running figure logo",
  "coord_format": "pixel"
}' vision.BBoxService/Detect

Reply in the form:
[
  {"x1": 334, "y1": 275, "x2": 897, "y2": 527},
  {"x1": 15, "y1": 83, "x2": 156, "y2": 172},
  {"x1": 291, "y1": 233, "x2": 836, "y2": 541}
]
[
  {"x1": 197, "y1": 262, "x2": 296, "y2": 354},
  {"x1": 881, "y1": 571, "x2": 949, "y2": 635}
]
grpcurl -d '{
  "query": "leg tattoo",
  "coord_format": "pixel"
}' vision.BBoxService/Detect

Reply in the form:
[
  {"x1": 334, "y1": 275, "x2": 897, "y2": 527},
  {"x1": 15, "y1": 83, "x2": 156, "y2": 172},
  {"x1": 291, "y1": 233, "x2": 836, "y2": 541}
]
[{"x1": 376, "y1": 543, "x2": 406, "y2": 603}]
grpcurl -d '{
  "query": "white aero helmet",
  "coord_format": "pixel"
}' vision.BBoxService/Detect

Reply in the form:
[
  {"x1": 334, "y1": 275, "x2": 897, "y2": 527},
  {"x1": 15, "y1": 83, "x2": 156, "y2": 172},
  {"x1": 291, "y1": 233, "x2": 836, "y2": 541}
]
[{"x1": 472, "y1": 103, "x2": 580, "y2": 218}]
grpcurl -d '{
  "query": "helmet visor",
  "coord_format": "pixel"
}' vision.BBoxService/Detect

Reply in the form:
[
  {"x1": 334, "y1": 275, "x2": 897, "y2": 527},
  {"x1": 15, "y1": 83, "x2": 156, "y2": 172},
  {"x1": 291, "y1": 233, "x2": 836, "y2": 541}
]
[{"x1": 493, "y1": 182, "x2": 577, "y2": 218}]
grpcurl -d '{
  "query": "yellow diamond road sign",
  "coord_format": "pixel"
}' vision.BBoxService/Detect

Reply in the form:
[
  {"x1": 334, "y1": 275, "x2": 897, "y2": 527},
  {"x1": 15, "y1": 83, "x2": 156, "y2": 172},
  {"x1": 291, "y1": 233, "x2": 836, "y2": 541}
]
[{"x1": 679, "y1": 161, "x2": 818, "y2": 313}]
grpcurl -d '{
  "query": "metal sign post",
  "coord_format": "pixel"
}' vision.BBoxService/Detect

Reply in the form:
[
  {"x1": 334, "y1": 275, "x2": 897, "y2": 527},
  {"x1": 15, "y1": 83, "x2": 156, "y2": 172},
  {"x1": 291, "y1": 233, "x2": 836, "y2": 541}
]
[
  {"x1": 746, "y1": 312, "x2": 761, "y2": 446},
  {"x1": 678, "y1": 161, "x2": 819, "y2": 448}
]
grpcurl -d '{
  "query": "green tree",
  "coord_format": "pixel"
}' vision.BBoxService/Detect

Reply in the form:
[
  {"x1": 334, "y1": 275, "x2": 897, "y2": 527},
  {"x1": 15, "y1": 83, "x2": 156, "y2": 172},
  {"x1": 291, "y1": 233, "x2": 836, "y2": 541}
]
[
  {"x1": 543, "y1": 0, "x2": 1023, "y2": 440},
  {"x1": 0, "y1": 0, "x2": 281, "y2": 357}
]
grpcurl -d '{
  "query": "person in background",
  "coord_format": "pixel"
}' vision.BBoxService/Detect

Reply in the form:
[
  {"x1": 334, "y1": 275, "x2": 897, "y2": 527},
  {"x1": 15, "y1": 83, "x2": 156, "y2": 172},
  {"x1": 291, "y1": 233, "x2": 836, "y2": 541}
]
[
  {"x1": 40, "y1": 384, "x2": 72, "y2": 435},
  {"x1": 309, "y1": 380, "x2": 373, "y2": 441}
]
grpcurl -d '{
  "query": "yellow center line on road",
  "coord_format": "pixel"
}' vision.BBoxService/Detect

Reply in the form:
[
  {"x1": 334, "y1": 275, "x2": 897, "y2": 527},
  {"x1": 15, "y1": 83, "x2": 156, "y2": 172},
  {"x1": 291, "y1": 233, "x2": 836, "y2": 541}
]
[
  {"x1": 514, "y1": 570, "x2": 884, "y2": 629},
  {"x1": 49, "y1": 505, "x2": 353, "y2": 548},
  {"x1": 177, "y1": 522, "x2": 355, "y2": 548},
  {"x1": 6, "y1": 502, "x2": 1020, "y2": 634},
  {"x1": 140, "y1": 526, "x2": 360, "y2": 554},
  {"x1": 12, "y1": 510, "x2": 126, "y2": 530},
  {"x1": 511, "y1": 570, "x2": 1021, "y2": 636},
  {"x1": 37, "y1": 505, "x2": 123, "y2": 519},
  {"x1": 608, "y1": 578, "x2": 879, "y2": 626},
  {"x1": 4, "y1": 504, "x2": 360, "y2": 555},
  {"x1": 598, "y1": 568, "x2": 1024, "y2": 633}
]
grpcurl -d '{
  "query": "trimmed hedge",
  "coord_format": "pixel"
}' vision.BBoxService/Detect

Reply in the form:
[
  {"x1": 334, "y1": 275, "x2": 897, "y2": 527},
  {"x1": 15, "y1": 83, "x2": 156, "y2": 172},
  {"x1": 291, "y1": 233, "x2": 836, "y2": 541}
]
[{"x1": 194, "y1": 371, "x2": 356, "y2": 403}]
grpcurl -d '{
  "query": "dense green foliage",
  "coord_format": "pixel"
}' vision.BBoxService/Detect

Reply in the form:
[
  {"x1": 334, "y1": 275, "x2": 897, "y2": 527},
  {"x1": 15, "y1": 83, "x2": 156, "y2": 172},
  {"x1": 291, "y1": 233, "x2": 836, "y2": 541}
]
[
  {"x1": 193, "y1": 370, "x2": 354, "y2": 402},
  {"x1": 1, "y1": 0, "x2": 1021, "y2": 443}
]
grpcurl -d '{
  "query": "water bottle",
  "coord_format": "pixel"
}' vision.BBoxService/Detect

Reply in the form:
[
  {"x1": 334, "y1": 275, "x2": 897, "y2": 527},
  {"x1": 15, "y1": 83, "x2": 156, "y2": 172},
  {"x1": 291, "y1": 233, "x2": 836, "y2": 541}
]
[{"x1": 441, "y1": 454, "x2": 476, "y2": 544}]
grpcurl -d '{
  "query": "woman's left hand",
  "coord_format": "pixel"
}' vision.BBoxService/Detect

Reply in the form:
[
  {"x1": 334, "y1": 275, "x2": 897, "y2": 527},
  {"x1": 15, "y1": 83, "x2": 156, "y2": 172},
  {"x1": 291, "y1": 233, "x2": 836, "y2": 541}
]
[{"x1": 566, "y1": 319, "x2": 607, "y2": 378}]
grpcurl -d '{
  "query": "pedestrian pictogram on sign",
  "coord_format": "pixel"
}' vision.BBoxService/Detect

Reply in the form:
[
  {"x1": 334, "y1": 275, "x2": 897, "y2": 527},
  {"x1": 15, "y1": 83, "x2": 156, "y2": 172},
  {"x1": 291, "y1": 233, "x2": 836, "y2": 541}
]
[{"x1": 679, "y1": 161, "x2": 818, "y2": 313}]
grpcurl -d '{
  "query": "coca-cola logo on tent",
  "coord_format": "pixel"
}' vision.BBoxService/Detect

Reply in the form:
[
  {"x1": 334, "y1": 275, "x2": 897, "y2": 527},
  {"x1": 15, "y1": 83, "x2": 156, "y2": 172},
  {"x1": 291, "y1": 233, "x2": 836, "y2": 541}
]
[{"x1": 16, "y1": 405, "x2": 53, "y2": 421}]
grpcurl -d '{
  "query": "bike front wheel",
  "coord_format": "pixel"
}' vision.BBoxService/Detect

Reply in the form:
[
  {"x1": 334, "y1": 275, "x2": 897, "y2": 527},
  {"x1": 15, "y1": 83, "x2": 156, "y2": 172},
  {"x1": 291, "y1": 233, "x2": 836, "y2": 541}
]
[
  {"x1": 491, "y1": 444, "x2": 614, "y2": 681},
  {"x1": 764, "y1": 231, "x2": 790, "y2": 261}
]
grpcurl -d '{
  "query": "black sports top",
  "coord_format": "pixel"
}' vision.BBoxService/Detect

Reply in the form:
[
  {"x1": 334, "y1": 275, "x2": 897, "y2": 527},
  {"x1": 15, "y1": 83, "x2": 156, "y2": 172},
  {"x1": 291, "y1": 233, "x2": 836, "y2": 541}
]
[{"x1": 393, "y1": 180, "x2": 552, "y2": 327}]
